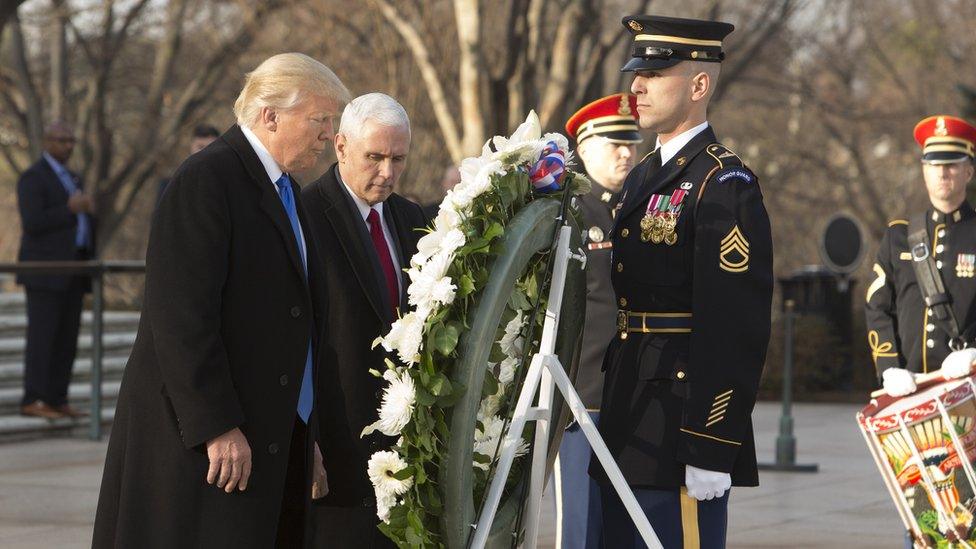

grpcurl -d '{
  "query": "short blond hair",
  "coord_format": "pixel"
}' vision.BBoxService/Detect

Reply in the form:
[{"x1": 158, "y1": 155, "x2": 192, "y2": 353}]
[{"x1": 233, "y1": 53, "x2": 351, "y2": 128}]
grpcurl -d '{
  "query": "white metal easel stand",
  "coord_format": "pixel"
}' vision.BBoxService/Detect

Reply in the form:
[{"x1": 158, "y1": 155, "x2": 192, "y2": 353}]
[{"x1": 470, "y1": 225, "x2": 662, "y2": 549}]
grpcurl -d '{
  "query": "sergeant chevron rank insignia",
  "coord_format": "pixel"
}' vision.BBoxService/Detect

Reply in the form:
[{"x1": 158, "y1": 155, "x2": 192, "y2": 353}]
[{"x1": 720, "y1": 225, "x2": 750, "y2": 272}]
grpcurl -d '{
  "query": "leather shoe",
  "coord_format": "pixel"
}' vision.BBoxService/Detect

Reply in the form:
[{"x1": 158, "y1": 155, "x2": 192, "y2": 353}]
[
  {"x1": 20, "y1": 400, "x2": 66, "y2": 420},
  {"x1": 55, "y1": 404, "x2": 87, "y2": 418}
]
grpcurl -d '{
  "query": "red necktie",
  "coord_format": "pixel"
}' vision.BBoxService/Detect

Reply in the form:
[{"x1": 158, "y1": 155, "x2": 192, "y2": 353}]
[{"x1": 367, "y1": 208, "x2": 400, "y2": 317}]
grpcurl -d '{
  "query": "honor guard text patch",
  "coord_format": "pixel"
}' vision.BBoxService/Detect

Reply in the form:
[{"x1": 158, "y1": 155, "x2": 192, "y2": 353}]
[{"x1": 716, "y1": 168, "x2": 755, "y2": 184}]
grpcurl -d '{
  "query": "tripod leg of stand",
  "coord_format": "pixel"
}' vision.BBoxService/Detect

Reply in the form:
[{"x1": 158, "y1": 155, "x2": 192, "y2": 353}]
[
  {"x1": 523, "y1": 365, "x2": 554, "y2": 549},
  {"x1": 546, "y1": 359, "x2": 664, "y2": 549},
  {"x1": 470, "y1": 355, "x2": 547, "y2": 549}
]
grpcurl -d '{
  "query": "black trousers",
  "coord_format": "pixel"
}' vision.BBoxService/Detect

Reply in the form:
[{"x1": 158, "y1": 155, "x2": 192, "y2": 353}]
[
  {"x1": 22, "y1": 279, "x2": 85, "y2": 407},
  {"x1": 276, "y1": 418, "x2": 310, "y2": 548},
  {"x1": 312, "y1": 503, "x2": 396, "y2": 549}
]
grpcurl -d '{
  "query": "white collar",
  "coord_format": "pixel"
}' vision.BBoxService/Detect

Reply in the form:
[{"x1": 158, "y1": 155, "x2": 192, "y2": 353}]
[
  {"x1": 656, "y1": 121, "x2": 710, "y2": 165},
  {"x1": 336, "y1": 166, "x2": 383, "y2": 222},
  {"x1": 240, "y1": 125, "x2": 284, "y2": 185},
  {"x1": 42, "y1": 151, "x2": 68, "y2": 174}
]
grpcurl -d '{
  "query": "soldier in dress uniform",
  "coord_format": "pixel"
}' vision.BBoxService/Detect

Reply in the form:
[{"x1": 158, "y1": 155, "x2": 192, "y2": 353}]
[
  {"x1": 556, "y1": 93, "x2": 642, "y2": 549},
  {"x1": 866, "y1": 115, "x2": 976, "y2": 400},
  {"x1": 591, "y1": 15, "x2": 773, "y2": 549}
]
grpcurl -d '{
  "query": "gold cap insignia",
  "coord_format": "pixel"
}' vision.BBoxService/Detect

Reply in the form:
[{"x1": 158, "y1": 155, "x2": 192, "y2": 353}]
[
  {"x1": 618, "y1": 95, "x2": 632, "y2": 116},
  {"x1": 628, "y1": 20, "x2": 643, "y2": 32},
  {"x1": 936, "y1": 116, "x2": 948, "y2": 136}
]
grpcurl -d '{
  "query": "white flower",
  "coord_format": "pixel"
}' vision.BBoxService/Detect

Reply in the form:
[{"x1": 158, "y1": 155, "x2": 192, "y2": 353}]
[
  {"x1": 433, "y1": 203, "x2": 462, "y2": 231},
  {"x1": 407, "y1": 254, "x2": 456, "y2": 310},
  {"x1": 376, "y1": 492, "x2": 397, "y2": 523},
  {"x1": 498, "y1": 355, "x2": 519, "y2": 385},
  {"x1": 362, "y1": 369, "x2": 416, "y2": 437},
  {"x1": 499, "y1": 311, "x2": 526, "y2": 358},
  {"x1": 414, "y1": 226, "x2": 466, "y2": 266},
  {"x1": 381, "y1": 309, "x2": 428, "y2": 365},
  {"x1": 459, "y1": 156, "x2": 504, "y2": 196},
  {"x1": 478, "y1": 385, "x2": 505, "y2": 420},
  {"x1": 367, "y1": 450, "x2": 414, "y2": 497},
  {"x1": 473, "y1": 415, "x2": 529, "y2": 470},
  {"x1": 491, "y1": 111, "x2": 542, "y2": 158}
]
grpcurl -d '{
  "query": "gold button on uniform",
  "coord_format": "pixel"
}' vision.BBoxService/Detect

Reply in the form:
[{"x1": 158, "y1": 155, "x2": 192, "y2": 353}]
[
  {"x1": 621, "y1": 228, "x2": 630, "y2": 237},
  {"x1": 617, "y1": 263, "x2": 624, "y2": 272},
  {"x1": 676, "y1": 371, "x2": 686, "y2": 379},
  {"x1": 619, "y1": 297, "x2": 627, "y2": 307}
]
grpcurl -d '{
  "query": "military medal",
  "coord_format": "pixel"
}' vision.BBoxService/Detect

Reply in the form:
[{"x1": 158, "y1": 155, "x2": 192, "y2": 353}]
[
  {"x1": 957, "y1": 254, "x2": 976, "y2": 278},
  {"x1": 588, "y1": 226, "x2": 604, "y2": 243},
  {"x1": 663, "y1": 190, "x2": 688, "y2": 245}
]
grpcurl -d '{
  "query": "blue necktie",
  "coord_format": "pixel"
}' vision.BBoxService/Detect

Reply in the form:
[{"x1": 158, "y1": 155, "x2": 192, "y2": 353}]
[
  {"x1": 50, "y1": 162, "x2": 90, "y2": 249},
  {"x1": 274, "y1": 174, "x2": 314, "y2": 423}
]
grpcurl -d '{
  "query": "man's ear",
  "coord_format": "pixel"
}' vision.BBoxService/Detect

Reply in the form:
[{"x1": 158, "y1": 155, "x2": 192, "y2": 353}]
[
  {"x1": 334, "y1": 133, "x2": 347, "y2": 162},
  {"x1": 259, "y1": 107, "x2": 278, "y2": 132},
  {"x1": 691, "y1": 71, "x2": 710, "y2": 103}
]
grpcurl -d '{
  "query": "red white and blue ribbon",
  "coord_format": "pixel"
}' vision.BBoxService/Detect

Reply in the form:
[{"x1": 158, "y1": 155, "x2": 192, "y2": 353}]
[{"x1": 529, "y1": 141, "x2": 566, "y2": 193}]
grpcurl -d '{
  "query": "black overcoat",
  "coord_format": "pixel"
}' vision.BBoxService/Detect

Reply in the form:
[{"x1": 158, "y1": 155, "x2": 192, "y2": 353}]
[
  {"x1": 591, "y1": 127, "x2": 773, "y2": 489},
  {"x1": 92, "y1": 125, "x2": 327, "y2": 548},
  {"x1": 300, "y1": 165, "x2": 427, "y2": 510}
]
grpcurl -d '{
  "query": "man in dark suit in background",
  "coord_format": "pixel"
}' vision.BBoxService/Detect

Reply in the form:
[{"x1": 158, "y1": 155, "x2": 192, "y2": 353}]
[
  {"x1": 16, "y1": 119, "x2": 95, "y2": 420},
  {"x1": 93, "y1": 53, "x2": 349, "y2": 548},
  {"x1": 301, "y1": 92, "x2": 428, "y2": 548},
  {"x1": 156, "y1": 124, "x2": 220, "y2": 205}
]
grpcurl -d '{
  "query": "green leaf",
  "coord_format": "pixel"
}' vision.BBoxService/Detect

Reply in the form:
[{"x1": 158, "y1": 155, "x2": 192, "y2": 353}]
[
  {"x1": 483, "y1": 371, "x2": 499, "y2": 396},
  {"x1": 458, "y1": 274, "x2": 475, "y2": 298},
  {"x1": 509, "y1": 288, "x2": 531, "y2": 311},
  {"x1": 432, "y1": 323, "x2": 459, "y2": 356},
  {"x1": 428, "y1": 373, "x2": 453, "y2": 396},
  {"x1": 415, "y1": 387, "x2": 436, "y2": 406},
  {"x1": 484, "y1": 221, "x2": 504, "y2": 241},
  {"x1": 393, "y1": 466, "x2": 415, "y2": 481}
]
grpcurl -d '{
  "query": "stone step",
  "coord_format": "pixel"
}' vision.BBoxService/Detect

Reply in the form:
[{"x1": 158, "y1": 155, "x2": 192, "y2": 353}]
[
  {"x1": 0, "y1": 331, "x2": 137, "y2": 361},
  {"x1": 0, "y1": 292, "x2": 25, "y2": 314},
  {"x1": 0, "y1": 310, "x2": 141, "y2": 338},
  {"x1": 0, "y1": 379, "x2": 121, "y2": 416},
  {"x1": 0, "y1": 354, "x2": 129, "y2": 387},
  {"x1": 0, "y1": 405, "x2": 115, "y2": 442}
]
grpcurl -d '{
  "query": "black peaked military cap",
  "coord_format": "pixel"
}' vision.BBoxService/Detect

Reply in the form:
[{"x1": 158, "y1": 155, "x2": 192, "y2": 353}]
[{"x1": 621, "y1": 15, "x2": 734, "y2": 72}]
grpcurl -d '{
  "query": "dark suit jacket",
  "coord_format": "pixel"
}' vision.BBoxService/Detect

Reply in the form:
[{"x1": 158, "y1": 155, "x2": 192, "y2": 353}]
[
  {"x1": 16, "y1": 157, "x2": 95, "y2": 291},
  {"x1": 301, "y1": 164, "x2": 428, "y2": 508},
  {"x1": 93, "y1": 125, "x2": 328, "y2": 548}
]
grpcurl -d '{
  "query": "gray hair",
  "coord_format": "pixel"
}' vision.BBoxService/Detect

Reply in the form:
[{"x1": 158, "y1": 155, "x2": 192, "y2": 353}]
[
  {"x1": 338, "y1": 93, "x2": 410, "y2": 140},
  {"x1": 233, "y1": 52, "x2": 350, "y2": 129}
]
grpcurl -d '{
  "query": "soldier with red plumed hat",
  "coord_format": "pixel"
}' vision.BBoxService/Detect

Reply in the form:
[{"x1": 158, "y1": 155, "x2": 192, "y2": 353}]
[
  {"x1": 867, "y1": 115, "x2": 976, "y2": 396},
  {"x1": 555, "y1": 93, "x2": 642, "y2": 549},
  {"x1": 866, "y1": 113, "x2": 976, "y2": 548}
]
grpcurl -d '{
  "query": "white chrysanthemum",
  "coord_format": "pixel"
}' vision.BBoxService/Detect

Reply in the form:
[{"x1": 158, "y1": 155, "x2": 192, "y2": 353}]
[
  {"x1": 414, "y1": 226, "x2": 466, "y2": 267},
  {"x1": 376, "y1": 492, "x2": 397, "y2": 523},
  {"x1": 478, "y1": 385, "x2": 505, "y2": 420},
  {"x1": 460, "y1": 156, "x2": 504, "y2": 196},
  {"x1": 407, "y1": 255, "x2": 456, "y2": 310},
  {"x1": 433, "y1": 202, "x2": 462, "y2": 231},
  {"x1": 361, "y1": 369, "x2": 416, "y2": 437},
  {"x1": 498, "y1": 355, "x2": 519, "y2": 385},
  {"x1": 473, "y1": 415, "x2": 529, "y2": 470},
  {"x1": 499, "y1": 311, "x2": 526, "y2": 357},
  {"x1": 368, "y1": 450, "x2": 414, "y2": 497},
  {"x1": 381, "y1": 309, "x2": 428, "y2": 364}
]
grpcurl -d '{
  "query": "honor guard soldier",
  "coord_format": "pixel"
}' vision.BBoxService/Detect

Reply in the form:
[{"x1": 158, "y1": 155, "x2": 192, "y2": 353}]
[
  {"x1": 866, "y1": 115, "x2": 976, "y2": 401},
  {"x1": 592, "y1": 15, "x2": 773, "y2": 549},
  {"x1": 559, "y1": 93, "x2": 642, "y2": 549}
]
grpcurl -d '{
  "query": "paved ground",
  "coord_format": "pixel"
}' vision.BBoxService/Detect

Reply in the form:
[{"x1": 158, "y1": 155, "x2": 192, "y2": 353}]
[{"x1": 0, "y1": 401, "x2": 903, "y2": 548}]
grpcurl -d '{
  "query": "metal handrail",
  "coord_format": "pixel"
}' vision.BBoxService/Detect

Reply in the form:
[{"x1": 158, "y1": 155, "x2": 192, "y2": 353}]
[{"x1": 0, "y1": 260, "x2": 146, "y2": 440}]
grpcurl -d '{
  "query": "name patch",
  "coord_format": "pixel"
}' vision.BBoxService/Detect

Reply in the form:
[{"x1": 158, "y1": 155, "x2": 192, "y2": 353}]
[{"x1": 716, "y1": 168, "x2": 755, "y2": 184}]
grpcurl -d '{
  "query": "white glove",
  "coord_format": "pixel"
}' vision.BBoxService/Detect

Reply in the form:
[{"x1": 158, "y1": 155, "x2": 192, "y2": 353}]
[
  {"x1": 882, "y1": 368, "x2": 917, "y2": 397},
  {"x1": 685, "y1": 465, "x2": 731, "y2": 501},
  {"x1": 942, "y1": 348, "x2": 976, "y2": 380}
]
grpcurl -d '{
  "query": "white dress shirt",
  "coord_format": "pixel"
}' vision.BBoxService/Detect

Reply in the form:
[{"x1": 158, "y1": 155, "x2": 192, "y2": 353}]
[
  {"x1": 240, "y1": 125, "x2": 308, "y2": 270},
  {"x1": 336, "y1": 168, "x2": 403, "y2": 293},
  {"x1": 657, "y1": 121, "x2": 710, "y2": 165}
]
